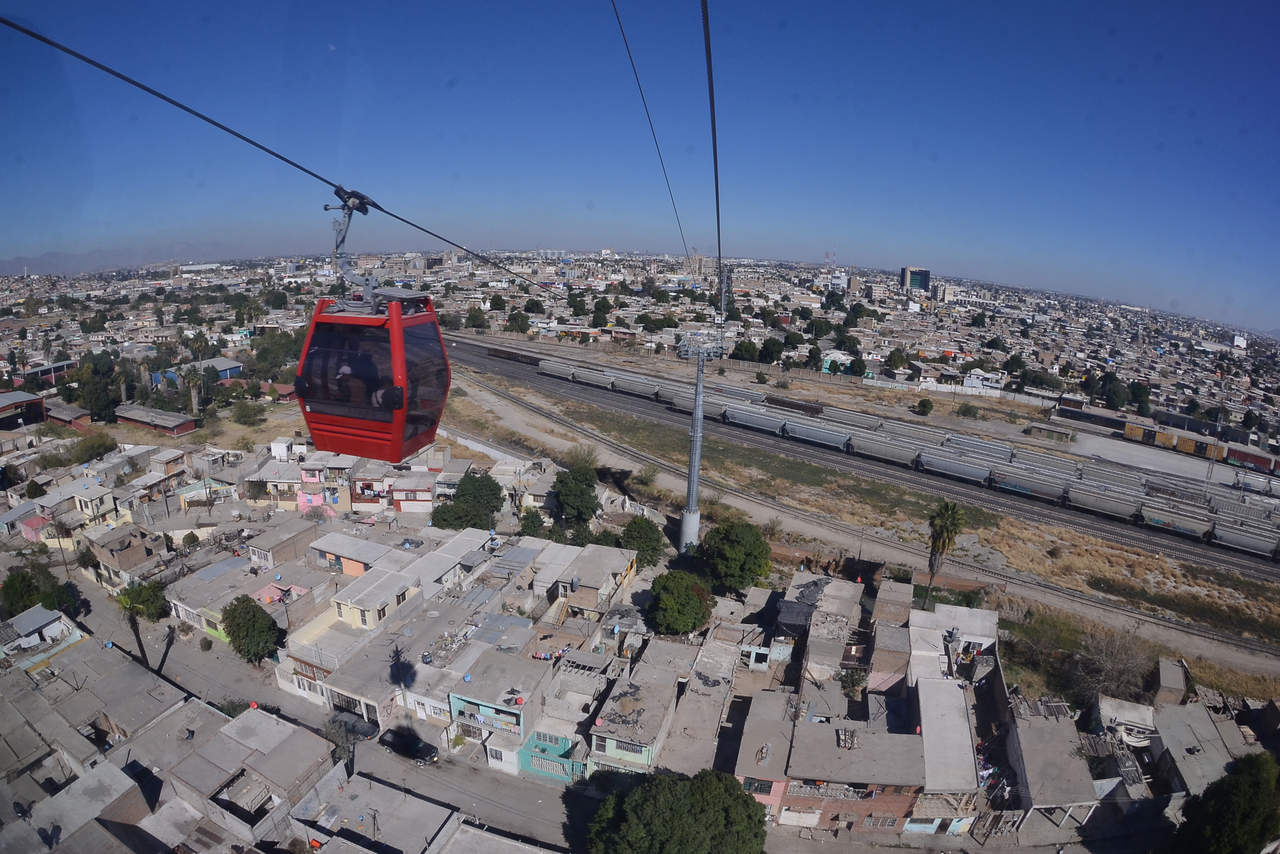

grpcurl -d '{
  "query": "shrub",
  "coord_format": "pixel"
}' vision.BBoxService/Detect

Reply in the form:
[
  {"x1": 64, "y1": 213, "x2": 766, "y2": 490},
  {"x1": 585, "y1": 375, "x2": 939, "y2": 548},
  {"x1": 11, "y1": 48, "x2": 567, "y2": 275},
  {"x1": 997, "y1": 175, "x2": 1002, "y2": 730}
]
[
  {"x1": 199, "y1": 636, "x2": 213, "y2": 652},
  {"x1": 917, "y1": 398, "x2": 934, "y2": 416},
  {"x1": 956, "y1": 402, "x2": 980, "y2": 418}
]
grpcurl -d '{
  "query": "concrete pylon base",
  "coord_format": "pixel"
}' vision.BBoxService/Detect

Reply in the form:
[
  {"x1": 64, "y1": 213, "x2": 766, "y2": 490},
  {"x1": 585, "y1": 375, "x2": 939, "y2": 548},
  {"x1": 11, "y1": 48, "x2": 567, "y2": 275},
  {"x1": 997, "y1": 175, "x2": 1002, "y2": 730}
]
[{"x1": 679, "y1": 508, "x2": 701, "y2": 553}]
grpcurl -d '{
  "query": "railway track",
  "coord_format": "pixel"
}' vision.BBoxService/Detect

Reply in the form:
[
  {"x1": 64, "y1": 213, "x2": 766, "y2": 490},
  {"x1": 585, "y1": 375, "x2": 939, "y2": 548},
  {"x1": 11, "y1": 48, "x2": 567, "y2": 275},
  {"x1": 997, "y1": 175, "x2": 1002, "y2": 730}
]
[
  {"x1": 449, "y1": 339, "x2": 1280, "y2": 584},
  {"x1": 454, "y1": 364, "x2": 1280, "y2": 657}
]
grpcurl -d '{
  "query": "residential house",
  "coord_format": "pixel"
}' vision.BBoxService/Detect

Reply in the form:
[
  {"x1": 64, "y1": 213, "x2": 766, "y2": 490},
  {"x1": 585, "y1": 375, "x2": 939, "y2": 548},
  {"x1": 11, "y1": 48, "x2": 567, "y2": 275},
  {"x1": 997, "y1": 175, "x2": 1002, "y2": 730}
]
[
  {"x1": 448, "y1": 648, "x2": 554, "y2": 775},
  {"x1": 150, "y1": 356, "x2": 244, "y2": 386},
  {"x1": 246, "y1": 517, "x2": 318, "y2": 570},
  {"x1": 167, "y1": 708, "x2": 332, "y2": 846},
  {"x1": 298, "y1": 452, "x2": 356, "y2": 515},
  {"x1": 309, "y1": 531, "x2": 393, "y2": 576},
  {"x1": 516, "y1": 650, "x2": 612, "y2": 783},
  {"x1": 114, "y1": 404, "x2": 198, "y2": 436},
  {"x1": 554, "y1": 544, "x2": 638, "y2": 621},
  {"x1": 390, "y1": 471, "x2": 436, "y2": 513},
  {"x1": 587, "y1": 661, "x2": 681, "y2": 776},
  {"x1": 166, "y1": 556, "x2": 337, "y2": 641},
  {"x1": 1004, "y1": 707, "x2": 1100, "y2": 831},
  {"x1": 331, "y1": 568, "x2": 417, "y2": 631},
  {"x1": 0, "y1": 604, "x2": 77, "y2": 657},
  {"x1": 83, "y1": 523, "x2": 168, "y2": 591},
  {"x1": 735, "y1": 691, "x2": 798, "y2": 824}
]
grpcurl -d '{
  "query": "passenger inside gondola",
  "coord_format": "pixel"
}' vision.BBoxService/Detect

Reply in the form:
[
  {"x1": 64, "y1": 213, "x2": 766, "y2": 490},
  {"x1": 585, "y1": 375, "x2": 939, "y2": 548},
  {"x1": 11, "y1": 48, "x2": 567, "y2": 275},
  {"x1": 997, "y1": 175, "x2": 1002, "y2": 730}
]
[{"x1": 300, "y1": 324, "x2": 395, "y2": 421}]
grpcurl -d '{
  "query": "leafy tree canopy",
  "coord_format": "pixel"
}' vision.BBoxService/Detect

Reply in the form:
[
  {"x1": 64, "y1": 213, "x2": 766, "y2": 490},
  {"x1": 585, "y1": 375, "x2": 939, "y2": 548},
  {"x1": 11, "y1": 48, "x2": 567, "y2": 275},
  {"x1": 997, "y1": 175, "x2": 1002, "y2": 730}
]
[
  {"x1": 587, "y1": 769, "x2": 765, "y2": 854},
  {"x1": 700, "y1": 521, "x2": 770, "y2": 591},
  {"x1": 1165, "y1": 752, "x2": 1280, "y2": 854},
  {"x1": 221, "y1": 594, "x2": 280, "y2": 664},
  {"x1": 552, "y1": 466, "x2": 599, "y2": 528},
  {"x1": 620, "y1": 516, "x2": 665, "y2": 568},
  {"x1": 648, "y1": 571, "x2": 711, "y2": 635}
]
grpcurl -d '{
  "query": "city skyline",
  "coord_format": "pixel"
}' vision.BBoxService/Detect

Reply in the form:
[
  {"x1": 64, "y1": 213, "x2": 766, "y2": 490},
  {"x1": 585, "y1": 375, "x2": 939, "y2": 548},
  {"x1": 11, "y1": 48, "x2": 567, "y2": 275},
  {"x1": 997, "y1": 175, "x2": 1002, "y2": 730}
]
[{"x1": 2, "y1": 1, "x2": 1278, "y2": 328}]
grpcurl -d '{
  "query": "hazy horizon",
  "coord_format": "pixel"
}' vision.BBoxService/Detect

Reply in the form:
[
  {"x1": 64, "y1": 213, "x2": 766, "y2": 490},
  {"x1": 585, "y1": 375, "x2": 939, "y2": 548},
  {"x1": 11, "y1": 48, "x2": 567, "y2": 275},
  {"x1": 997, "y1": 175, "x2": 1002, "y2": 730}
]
[{"x1": 3, "y1": 1, "x2": 1277, "y2": 330}]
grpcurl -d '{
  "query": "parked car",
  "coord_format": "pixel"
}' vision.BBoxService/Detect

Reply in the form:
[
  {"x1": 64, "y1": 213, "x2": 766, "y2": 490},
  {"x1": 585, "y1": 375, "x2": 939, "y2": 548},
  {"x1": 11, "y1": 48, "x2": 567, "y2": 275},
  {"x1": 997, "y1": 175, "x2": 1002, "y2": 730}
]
[{"x1": 378, "y1": 725, "x2": 439, "y2": 765}]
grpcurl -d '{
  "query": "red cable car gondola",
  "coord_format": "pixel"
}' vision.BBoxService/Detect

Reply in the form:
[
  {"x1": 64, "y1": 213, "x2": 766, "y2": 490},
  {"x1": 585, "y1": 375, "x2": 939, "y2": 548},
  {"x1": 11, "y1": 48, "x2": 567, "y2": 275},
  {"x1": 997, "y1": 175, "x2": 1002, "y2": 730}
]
[{"x1": 294, "y1": 188, "x2": 451, "y2": 463}]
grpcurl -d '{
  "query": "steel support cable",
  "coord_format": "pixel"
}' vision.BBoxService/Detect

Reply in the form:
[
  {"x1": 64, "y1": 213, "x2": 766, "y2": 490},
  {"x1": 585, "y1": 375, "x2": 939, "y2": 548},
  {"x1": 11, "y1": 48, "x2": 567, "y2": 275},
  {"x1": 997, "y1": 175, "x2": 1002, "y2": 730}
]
[
  {"x1": 0, "y1": 14, "x2": 562, "y2": 301},
  {"x1": 699, "y1": 0, "x2": 725, "y2": 309},
  {"x1": 609, "y1": 0, "x2": 690, "y2": 259}
]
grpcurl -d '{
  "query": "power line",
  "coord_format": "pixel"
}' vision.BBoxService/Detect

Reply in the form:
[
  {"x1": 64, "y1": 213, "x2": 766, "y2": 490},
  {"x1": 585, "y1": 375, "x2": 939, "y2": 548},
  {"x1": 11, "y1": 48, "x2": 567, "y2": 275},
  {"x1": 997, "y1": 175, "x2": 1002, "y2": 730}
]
[
  {"x1": 0, "y1": 14, "x2": 560, "y2": 300},
  {"x1": 699, "y1": 0, "x2": 725, "y2": 313},
  {"x1": 609, "y1": 0, "x2": 689, "y2": 260}
]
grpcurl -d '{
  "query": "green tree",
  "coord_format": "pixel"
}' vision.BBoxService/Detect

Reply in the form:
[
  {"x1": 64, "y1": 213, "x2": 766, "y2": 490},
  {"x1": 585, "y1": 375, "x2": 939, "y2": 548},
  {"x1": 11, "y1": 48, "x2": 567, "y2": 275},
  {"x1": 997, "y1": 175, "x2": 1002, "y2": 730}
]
[
  {"x1": 969, "y1": 311, "x2": 987, "y2": 327},
  {"x1": 1165, "y1": 752, "x2": 1279, "y2": 854},
  {"x1": 758, "y1": 337, "x2": 784, "y2": 364},
  {"x1": 115, "y1": 582, "x2": 169, "y2": 669},
  {"x1": 25, "y1": 479, "x2": 47, "y2": 499},
  {"x1": 465, "y1": 306, "x2": 489, "y2": 329},
  {"x1": 620, "y1": 516, "x2": 666, "y2": 568},
  {"x1": 552, "y1": 466, "x2": 599, "y2": 528},
  {"x1": 182, "y1": 532, "x2": 200, "y2": 549},
  {"x1": 1002, "y1": 354, "x2": 1026, "y2": 374},
  {"x1": 455, "y1": 471, "x2": 504, "y2": 516},
  {"x1": 518, "y1": 507, "x2": 545, "y2": 537},
  {"x1": 505, "y1": 311, "x2": 531, "y2": 333},
  {"x1": 701, "y1": 521, "x2": 770, "y2": 591},
  {"x1": 489, "y1": 293, "x2": 506, "y2": 311},
  {"x1": 587, "y1": 769, "x2": 765, "y2": 854},
  {"x1": 923, "y1": 501, "x2": 965, "y2": 609},
  {"x1": 524, "y1": 298, "x2": 545, "y2": 315},
  {"x1": 430, "y1": 499, "x2": 490, "y2": 530},
  {"x1": 917, "y1": 397, "x2": 934, "y2": 416},
  {"x1": 729, "y1": 340, "x2": 758, "y2": 362},
  {"x1": 221, "y1": 594, "x2": 280, "y2": 665},
  {"x1": 1, "y1": 568, "x2": 40, "y2": 616},
  {"x1": 231, "y1": 400, "x2": 266, "y2": 426},
  {"x1": 648, "y1": 571, "x2": 712, "y2": 635},
  {"x1": 806, "y1": 346, "x2": 823, "y2": 370}
]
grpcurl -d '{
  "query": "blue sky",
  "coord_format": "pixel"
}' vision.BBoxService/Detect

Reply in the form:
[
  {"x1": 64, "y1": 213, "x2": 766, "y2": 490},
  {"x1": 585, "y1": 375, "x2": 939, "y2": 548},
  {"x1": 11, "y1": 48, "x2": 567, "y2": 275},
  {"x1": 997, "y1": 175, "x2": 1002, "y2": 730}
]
[{"x1": 2, "y1": 1, "x2": 1278, "y2": 328}]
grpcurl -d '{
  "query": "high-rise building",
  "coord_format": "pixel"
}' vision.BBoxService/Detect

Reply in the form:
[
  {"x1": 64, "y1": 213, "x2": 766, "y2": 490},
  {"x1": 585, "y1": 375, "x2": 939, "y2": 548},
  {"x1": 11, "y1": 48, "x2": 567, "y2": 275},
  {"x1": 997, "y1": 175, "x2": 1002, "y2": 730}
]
[{"x1": 900, "y1": 266, "x2": 930, "y2": 291}]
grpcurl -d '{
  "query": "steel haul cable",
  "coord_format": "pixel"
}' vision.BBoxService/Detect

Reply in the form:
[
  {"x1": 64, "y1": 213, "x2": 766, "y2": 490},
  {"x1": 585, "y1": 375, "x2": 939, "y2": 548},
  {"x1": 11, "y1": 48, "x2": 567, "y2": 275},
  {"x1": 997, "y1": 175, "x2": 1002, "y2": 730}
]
[{"x1": 609, "y1": 0, "x2": 690, "y2": 260}]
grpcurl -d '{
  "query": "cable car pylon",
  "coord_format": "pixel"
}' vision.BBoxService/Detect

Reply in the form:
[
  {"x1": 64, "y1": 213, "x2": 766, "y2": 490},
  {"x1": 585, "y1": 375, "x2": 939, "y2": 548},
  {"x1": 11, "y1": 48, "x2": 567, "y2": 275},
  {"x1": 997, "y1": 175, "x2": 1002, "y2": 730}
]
[{"x1": 677, "y1": 270, "x2": 726, "y2": 553}]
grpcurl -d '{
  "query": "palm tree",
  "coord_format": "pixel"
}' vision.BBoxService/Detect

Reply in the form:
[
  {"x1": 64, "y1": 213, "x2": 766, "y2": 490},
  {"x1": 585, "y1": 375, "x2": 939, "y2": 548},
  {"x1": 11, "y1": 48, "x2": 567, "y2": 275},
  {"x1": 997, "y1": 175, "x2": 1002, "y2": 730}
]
[
  {"x1": 923, "y1": 501, "x2": 966, "y2": 610},
  {"x1": 115, "y1": 585, "x2": 154, "y2": 669}
]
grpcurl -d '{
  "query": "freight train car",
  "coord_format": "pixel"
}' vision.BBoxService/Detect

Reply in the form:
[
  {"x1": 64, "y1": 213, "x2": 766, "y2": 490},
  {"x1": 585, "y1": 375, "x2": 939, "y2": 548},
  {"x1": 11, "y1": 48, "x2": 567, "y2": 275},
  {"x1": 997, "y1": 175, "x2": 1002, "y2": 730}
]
[
  {"x1": 851, "y1": 435, "x2": 922, "y2": 467},
  {"x1": 1065, "y1": 487, "x2": 1142, "y2": 521},
  {"x1": 764, "y1": 394, "x2": 824, "y2": 417},
  {"x1": 989, "y1": 465, "x2": 1068, "y2": 502},
  {"x1": 537, "y1": 360, "x2": 576, "y2": 380},
  {"x1": 612, "y1": 376, "x2": 660, "y2": 398},
  {"x1": 573, "y1": 368, "x2": 615, "y2": 390},
  {"x1": 1140, "y1": 506, "x2": 1214, "y2": 541},
  {"x1": 917, "y1": 453, "x2": 991, "y2": 485},
  {"x1": 782, "y1": 421, "x2": 852, "y2": 452},
  {"x1": 724, "y1": 406, "x2": 787, "y2": 436}
]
